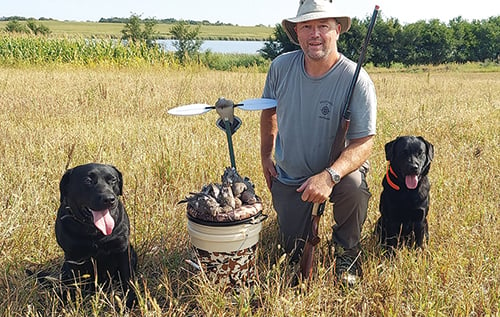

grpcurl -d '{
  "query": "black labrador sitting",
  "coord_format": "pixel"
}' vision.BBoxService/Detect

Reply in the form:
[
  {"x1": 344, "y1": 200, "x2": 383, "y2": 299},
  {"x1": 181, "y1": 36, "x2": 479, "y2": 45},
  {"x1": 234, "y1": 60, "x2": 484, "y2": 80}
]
[
  {"x1": 56, "y1": 163, "x2": 137, "y2": 307},
  {"x1": 375, "y1": 136, "x2": 434, "y2": 252}
]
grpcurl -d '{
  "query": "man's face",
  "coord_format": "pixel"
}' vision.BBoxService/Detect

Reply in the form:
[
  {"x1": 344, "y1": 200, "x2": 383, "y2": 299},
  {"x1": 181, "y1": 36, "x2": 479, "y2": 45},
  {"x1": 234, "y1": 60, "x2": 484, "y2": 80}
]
[{"x1": 295, "y1": 18, "x2": 340, "y2": 60}]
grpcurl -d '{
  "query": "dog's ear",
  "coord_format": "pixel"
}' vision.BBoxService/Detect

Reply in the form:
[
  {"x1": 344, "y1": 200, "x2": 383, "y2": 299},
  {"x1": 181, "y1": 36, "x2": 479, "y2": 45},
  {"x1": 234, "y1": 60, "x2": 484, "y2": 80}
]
[
  {"x1": 384, "y1": 138, "x2": 398, "y2": 161},
  {"x1": 111, "y1": 165, "x2": 123, "y2": 196},
  {"x1": 418, "y1": 136, "x2": 434, "y2": 162},
  {"x1": 59, "y1": 168, "x2": 73, "y2": 204}
]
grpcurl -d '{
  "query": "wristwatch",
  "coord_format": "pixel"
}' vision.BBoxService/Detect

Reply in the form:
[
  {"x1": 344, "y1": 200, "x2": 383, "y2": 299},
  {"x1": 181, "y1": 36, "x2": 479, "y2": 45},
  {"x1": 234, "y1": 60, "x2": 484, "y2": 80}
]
[{"x1": 325, "y1": 167, "x2": 341, "y2": 184}]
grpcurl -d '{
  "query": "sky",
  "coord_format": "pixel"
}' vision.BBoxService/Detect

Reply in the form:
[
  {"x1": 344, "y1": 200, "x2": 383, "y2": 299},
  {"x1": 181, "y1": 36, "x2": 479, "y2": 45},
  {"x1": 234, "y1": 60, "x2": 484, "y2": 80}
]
[{"x1": 2, "y1": 0, "x2": 498, "y2": 26}]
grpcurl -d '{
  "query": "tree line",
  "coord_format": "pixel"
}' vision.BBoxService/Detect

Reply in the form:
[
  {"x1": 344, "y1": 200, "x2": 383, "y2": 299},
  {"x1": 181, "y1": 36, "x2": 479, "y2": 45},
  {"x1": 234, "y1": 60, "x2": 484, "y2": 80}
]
[
  {"x1": 0, "y1": 16, "x2": 234, "y2": 26},
  {"x1": 99, "y1": 17, "x2": 233, "y2": 26},
  {"x1": 261, "y1": 15, "x2": 499, "y2": 66},
  {"x1": 118, "y1": 13, "x2": 500, "y2": 66}
]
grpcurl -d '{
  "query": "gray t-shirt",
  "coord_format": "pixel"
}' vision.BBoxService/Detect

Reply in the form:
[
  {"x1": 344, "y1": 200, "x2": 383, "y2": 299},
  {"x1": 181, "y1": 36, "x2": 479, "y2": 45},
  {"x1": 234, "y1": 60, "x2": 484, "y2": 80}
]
[{"x1": 262, "y1": 50, "x2": 377, "y2": 185}]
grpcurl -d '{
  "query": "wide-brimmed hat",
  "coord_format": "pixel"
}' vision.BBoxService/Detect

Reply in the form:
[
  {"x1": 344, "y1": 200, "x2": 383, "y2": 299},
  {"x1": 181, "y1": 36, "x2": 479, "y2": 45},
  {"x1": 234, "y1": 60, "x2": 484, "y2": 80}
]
[{"x1": 282, "y1": 0, "x2": 351, "y2": 45}]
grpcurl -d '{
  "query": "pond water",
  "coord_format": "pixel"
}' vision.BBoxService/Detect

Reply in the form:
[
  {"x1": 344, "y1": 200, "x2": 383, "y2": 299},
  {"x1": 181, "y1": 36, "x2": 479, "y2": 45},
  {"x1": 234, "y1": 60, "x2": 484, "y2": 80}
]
[{"x1": 157, "y1": 39, "x2": 267, "y2": 55}]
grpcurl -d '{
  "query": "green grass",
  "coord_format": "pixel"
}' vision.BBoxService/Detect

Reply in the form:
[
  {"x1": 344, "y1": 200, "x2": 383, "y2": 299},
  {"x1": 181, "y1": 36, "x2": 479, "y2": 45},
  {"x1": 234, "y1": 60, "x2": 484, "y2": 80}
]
[
  {"x1": 0, "y1": 64, "x2": 498, "y2": 316},
  {"x1": 0, "y1": 20, "x2": 274, "y2": 40}
]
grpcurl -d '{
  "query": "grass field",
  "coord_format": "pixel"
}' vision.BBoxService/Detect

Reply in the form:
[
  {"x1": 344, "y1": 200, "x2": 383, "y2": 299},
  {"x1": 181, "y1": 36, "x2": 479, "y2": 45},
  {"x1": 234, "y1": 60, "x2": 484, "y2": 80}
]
[
  {"x1": 0, "y1": 20, "x2": 275, "y2": 40},
  {"x1": 0, "y1": 64, "x2": 498, "y2": 316}
]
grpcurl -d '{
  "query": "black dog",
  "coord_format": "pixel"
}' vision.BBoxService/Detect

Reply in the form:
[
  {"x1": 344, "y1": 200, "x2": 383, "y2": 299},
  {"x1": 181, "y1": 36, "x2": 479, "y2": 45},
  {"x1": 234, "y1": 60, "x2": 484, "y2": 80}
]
[
  {"x1": 56, "y1": 163, "x2": 137, "y2": 307},
  {"x1": 375, "y1": 136, "x2": 434, "y2": 252}
]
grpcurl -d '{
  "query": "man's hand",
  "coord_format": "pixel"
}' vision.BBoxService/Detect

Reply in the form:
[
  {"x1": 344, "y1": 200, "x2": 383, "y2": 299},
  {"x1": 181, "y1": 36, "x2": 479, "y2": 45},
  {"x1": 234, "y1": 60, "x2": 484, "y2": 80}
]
[
  {"x1": 261, "y1": 157, "x2": 277, "y2": 190},
  {"x1": 260, "y1": 108, "x2": 278, "y2": 190},
  {"x1": 296, "y1": 170, "x2": 334, "y2": 203}
]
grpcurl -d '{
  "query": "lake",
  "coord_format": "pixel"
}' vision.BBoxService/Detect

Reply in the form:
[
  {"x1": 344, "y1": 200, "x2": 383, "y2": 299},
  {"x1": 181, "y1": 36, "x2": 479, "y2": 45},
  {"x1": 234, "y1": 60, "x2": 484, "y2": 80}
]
[{"x1": 157, "y1": 39, "x2": 267, "y2": 55}]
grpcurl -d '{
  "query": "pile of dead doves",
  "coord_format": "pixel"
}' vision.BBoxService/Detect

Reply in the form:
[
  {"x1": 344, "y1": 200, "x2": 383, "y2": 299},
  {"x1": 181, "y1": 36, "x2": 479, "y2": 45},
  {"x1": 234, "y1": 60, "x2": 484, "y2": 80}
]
[{"x1": 180, "y1": 167, "x2": 262, "y2": 222}]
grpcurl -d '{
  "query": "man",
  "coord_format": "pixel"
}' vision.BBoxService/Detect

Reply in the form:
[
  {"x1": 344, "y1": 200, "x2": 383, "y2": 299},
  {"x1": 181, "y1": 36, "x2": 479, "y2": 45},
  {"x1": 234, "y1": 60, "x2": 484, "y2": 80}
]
[{"x1": 260, "y1": 0, "x2": 376, "y2": 285}]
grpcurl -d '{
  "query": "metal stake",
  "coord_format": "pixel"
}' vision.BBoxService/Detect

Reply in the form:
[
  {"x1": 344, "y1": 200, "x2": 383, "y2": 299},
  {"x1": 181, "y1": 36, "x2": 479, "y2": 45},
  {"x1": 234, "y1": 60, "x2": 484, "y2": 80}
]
[{"x1": 223, "y1": 119, "x2": 237, "y2": 168}]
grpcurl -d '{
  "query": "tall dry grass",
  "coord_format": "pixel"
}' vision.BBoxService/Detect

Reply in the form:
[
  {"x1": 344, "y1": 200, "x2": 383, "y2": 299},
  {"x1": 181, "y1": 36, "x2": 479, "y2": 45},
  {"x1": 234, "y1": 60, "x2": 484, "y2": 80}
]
[{"x1": 0, "y1": 65, "x2": 498, "y2": 316}]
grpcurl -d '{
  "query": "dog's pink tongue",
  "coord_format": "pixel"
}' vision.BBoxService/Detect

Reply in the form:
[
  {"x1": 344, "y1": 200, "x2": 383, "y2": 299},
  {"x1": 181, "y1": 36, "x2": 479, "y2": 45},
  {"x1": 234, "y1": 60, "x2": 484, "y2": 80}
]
[
  {"x1": 405, "y1": 175, "x2": 419, "y2": 190},
  {"x1": 91, "y1": 209, "x2": 115, "y2": 235}
]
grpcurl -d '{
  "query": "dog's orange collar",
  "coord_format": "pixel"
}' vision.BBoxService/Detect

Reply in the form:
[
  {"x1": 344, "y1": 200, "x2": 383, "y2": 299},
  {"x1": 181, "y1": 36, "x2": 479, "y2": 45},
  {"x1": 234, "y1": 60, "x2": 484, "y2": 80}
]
[{"x1": 386, "y1": 162, "x2": 400, "y2": 191}]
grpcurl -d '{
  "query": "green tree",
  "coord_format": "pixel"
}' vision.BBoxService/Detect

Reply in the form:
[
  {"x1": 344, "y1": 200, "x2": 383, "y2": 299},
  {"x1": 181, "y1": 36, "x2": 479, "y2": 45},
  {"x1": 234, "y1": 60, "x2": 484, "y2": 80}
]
[
  {"x1": 122, "y1": 14, "x2": 142, "y2": 41},
  {"x1": 370, "y1": 17, "x2": 402, "y2": 67},
  {"x1": 470, "y1": 17, "x2": 500, "y2": 62},
  {"x1": 427, "y1": 19, "x2": 452, "y2": 65},
  {"x1": 142, "y1": 20, "x2": 158, "y2": 46},
  {"x1": 121, "y1": 13, "x2": 158, "y2": 47},
  {"x1": 398, "y1": 21, "x2": 426, "y2": 65},
  {"x1": 338, "y1": 18, "x2": 367, "y2": 62},
  {"x1": 398, "y1": 20, "x2": 452, "y2": 65},
  {"x1": 170, "y1": 21, "x2": 203, "y2": 64}
]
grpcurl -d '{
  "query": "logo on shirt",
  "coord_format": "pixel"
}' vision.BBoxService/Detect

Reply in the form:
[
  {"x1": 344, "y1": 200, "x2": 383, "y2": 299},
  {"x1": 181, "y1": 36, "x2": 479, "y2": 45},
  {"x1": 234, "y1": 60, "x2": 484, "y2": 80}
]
[{"x1": 319, "y1": 100, "x2": 332, "y2": 120}]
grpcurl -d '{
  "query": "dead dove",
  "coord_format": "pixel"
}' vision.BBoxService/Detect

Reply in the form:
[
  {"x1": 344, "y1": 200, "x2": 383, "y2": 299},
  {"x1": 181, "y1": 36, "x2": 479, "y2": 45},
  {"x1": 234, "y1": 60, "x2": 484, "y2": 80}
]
[
  {"x1": 240, "y1": 190, "x2": 257, "y2": 205},
  {"x1": 231, "y1": 182, "x2": 247, "y2": 197},
  {"x1": 201, "y1": 183, "x2": 221, "y2": 198},
  {"x1": 217, "y1": 185, "x2": 236, "y2": 209},
  {"x1": 179, "y1": 192, "x2": 221, "y2": 217}
]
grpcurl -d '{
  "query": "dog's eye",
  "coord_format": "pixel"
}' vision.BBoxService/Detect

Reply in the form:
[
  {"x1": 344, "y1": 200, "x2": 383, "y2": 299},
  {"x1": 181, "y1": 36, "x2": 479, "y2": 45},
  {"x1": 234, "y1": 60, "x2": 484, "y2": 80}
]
[
  {"x1": 83, "y1": 177, "x2": 94, "y2": 185},
  {"x1": 108, "y1": 177, "x2": 117, "y2": 185}
]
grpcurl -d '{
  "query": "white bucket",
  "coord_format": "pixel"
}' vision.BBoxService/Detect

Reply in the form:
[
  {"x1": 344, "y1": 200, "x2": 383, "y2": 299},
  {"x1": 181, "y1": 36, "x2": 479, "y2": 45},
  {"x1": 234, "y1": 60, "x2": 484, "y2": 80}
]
[
  {"x1": 187, "y1": 213, "x2": 266, "y2": 288},
  {"x1": 187, "y1": 219, "x2": 262, "y2": 252}
]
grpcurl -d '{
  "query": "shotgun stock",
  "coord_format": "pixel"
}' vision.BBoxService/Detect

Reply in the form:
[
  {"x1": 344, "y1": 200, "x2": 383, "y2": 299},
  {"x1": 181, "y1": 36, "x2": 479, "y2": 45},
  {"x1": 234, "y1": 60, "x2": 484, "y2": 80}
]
[{"x1": 299, "y1": 5, "x2": 380, "y2": 281}]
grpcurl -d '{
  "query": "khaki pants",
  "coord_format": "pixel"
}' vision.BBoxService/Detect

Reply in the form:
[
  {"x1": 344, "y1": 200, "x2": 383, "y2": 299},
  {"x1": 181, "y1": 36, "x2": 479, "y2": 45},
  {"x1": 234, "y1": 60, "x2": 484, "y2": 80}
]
[{"x1": 270, "y1": 165, "x2": 371, "y2": 262}]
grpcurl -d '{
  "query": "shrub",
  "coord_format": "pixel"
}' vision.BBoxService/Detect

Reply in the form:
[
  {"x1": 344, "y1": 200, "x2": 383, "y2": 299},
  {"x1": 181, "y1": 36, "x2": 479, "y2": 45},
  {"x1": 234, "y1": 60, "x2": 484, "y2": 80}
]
[{"x1": 5, "y1": 20, "x2": 29, "y2": 33}]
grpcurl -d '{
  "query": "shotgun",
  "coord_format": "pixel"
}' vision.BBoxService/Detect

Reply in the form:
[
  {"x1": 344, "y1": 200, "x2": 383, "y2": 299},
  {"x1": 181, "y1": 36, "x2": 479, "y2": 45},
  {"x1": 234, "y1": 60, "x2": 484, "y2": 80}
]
[{"x1": 299, "y1": 5, "x2": 380, "y2": 281}]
